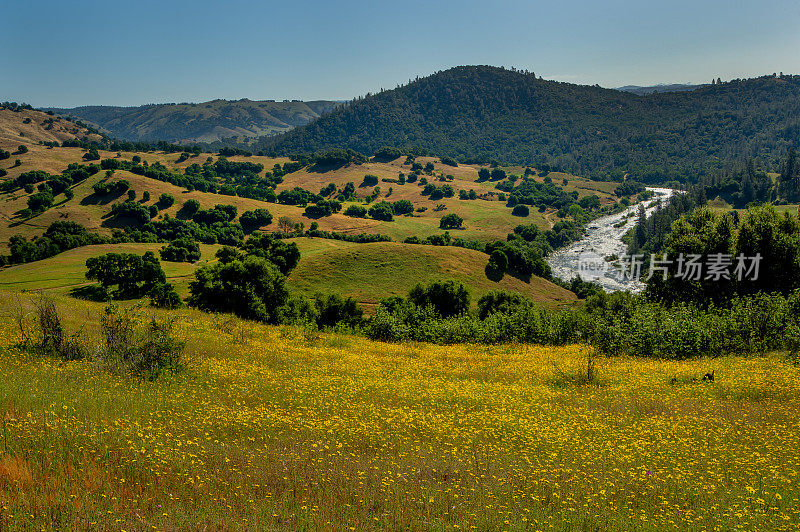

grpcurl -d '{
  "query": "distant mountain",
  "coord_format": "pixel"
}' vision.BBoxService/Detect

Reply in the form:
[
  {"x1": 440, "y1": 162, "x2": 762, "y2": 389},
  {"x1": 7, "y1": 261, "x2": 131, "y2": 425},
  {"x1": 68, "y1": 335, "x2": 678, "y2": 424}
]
[
  {"x1": 45, "y1": 99, "x2": 340, "y2": 144},
  {"x1": 261, "y1": 66, "x2": 800, "y2": 183},
  {"x1": 615, "y1": 83, "x2": 707, "y2": 95}
]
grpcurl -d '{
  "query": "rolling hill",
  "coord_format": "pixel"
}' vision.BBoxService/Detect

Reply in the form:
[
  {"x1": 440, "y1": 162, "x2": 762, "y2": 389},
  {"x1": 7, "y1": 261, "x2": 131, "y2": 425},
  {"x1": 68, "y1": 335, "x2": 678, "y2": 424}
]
[
  {"x1": 0, "y1": 107, "x2": 103, "y2": 146},
  {"x1": 261, "y1": 66, "x2": 800, "y2": 182},
  {"x1": 46, "y1": 99, "x2": 340, "y2": 143}
]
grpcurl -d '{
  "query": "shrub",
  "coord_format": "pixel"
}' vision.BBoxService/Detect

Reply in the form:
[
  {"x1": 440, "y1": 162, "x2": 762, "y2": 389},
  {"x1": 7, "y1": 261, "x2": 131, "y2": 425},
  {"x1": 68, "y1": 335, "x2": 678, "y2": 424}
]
[
  {"x1": 477, "y1": 290, "x2": 530, "y2": 319},
  {"x1": 100, "y1": 304, "x2": 185, "y2": 379},
  {"x1": 408, "y1": 280, "x2": 470, "y2": 318},
  {"x1": 314, "y1": 294, "x2": 364, "y2": 329},
  {"x1": 362, "y1": 174, "x2": 379, "y2": 187}
]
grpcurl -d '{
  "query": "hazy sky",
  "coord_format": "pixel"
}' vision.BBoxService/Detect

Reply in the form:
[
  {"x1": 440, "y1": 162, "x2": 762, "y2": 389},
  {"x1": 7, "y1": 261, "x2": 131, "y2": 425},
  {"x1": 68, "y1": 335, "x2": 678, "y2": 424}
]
[{"x1": 4, "y1": 0, "x2": 800, "y2": 107}]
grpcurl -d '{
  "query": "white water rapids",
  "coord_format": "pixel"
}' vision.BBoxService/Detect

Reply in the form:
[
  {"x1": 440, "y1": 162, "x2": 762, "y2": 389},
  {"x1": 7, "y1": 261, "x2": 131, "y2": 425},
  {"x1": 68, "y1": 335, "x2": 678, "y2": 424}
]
[{"x1": 546, "y1": 188, "x2": 676, "y2": 292}]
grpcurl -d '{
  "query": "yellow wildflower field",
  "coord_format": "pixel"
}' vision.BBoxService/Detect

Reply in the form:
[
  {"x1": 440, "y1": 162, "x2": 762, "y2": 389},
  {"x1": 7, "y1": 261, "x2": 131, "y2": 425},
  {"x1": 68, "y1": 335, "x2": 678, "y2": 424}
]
[{"x1": 0, "y1": 293, "x2": 799, "y2": 530}]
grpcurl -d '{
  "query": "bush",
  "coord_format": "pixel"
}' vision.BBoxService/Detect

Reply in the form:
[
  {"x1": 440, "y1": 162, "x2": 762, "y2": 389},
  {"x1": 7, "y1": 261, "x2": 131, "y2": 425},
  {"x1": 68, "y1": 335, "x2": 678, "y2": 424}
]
[
  {"x1": 314, "y1": 294, "x2": 364, "y2": 329},
  {"x1": 408, "y1": 280, "x2": 470, "y2": 318},
  {"x1": 149, "y1": 283, "x2": 182, "y2": 309},
  {"x1": 362, "y1": 174, "x2": 379, "y2": 187},
  {"x1": 100, "y1": 304, "x2": 185, "y2": 379},
  {"x1": 477, "y1": 290, "x2": 529, "y2": 319}
]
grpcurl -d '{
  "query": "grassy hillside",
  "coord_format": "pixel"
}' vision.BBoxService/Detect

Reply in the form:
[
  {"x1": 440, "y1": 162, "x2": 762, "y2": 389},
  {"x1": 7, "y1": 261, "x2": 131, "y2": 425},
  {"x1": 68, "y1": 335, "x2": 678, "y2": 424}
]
[
  {"x1": 0, "y1": 108, "x2": 102, "y2": 146},
  {"x1": 47, "y1": 99, "x2": 340, "y2": 143},
  {"x1": 0, "y1": 108, "x2": 632, "y2": 306},
  {"x1": 0, "y1": 111, "x2": 618, "y2": 249},
  {"x1": 0, "y1": 242, "x2": 221, "y2": 297},
  {"x1": 262, "y1": 66, "x2": 800, "y2": 182},
  {"x1": 286, "y1": 238, "x2": 576, "y2": 308},
  {"x1": 0, "y1": 238, "x2": 575, "y2": 308},
  {"x1": 1, "y1": 292, "x2": 798, "y2": 530}
]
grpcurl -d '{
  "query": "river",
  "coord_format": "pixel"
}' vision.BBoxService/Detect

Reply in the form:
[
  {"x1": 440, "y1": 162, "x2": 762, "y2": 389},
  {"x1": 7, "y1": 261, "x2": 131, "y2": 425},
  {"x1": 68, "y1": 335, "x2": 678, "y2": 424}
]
[{"x1": 546, "y1": 187, "x2": 676, "y2": 292}]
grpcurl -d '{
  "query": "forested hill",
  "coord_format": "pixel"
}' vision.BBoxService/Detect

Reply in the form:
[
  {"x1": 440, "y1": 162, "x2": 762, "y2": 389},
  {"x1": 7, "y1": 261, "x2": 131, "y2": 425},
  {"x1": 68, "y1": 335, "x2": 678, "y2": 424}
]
[
  {"x1": 46, "y1": 99, "x2": 340, "y2": 144},
  {"x1": 262, "y1": 66, "x2": 800, "y2": 183}
]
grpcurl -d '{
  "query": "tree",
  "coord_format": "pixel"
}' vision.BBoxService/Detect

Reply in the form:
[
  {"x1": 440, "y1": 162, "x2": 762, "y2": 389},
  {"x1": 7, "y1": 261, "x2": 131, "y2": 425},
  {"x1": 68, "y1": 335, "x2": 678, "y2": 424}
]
[
  {"x1": 150, "y1": 283, "x2": 182, "y2": 309},
  {"x1": 27, "y1": 191, "x2": 54, "y2": 213},
  {"x1": 344, "y1": 204, "x2": 367, "y2": 218},
  {"x1": 160, "y1": 238, "x2": 201, "y2": 262},
  {"x1": 511, "y1": 205, "x2": 529, "y2": 217},
  {"x1": 240, "y1": 208, "x2": 273, "y2": 230},
  {"x1": 439, "y1": 213, "x2": 463, "y2": 229},
  {"x1": 242, "y1": 233, "x2": 301, "y2": 275},
  {"x1": 408, "y1": 280, "x2": 470, "y2": 318},
  {"x1": 278, "y1": 216, "x2": 295, "y2": 233},
  {"x1": 158, "y1": 193, "x2": 175, "y2": 210},
  {"x1": 127, "y1": 189, "x2": 137, "y2": 202},
  {"x1": 85, "y1": 251, "x2": 166, "y2": 299},
  {"x1": 392, "y1": 199, "x2": 414, "y2": 215},
  {"x1": 179, "y1": 199, "x2": 200, "y2": 218},
  {"x1": 362, "y1": 174, "x2": 379, "y2": 187},
  {"x1": 369, "y1": 202, "x2": 394, "y2": 221},
  {"x1": 188, "y1": 256, "x2": 289, "y2": 323}
]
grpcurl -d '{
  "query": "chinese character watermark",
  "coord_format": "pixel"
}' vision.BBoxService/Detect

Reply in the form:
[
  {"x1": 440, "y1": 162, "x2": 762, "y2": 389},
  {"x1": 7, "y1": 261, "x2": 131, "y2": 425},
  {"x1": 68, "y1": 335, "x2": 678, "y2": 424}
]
[{"x1": 576, "y1": 253, "x2": 762, "y2": 283}]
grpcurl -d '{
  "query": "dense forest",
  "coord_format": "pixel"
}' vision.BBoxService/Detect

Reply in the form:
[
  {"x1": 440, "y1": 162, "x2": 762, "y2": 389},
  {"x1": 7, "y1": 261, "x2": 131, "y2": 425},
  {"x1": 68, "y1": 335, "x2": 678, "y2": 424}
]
[{"x1": 260, "y1": 66, "x2": 800, "y2": 183}]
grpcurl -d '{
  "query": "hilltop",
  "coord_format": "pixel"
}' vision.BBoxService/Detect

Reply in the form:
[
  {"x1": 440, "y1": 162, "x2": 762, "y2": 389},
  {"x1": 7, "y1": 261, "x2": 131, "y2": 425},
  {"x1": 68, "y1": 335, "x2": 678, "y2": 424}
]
[
  {"x1": 260, "y1": 66, "x2": 800, "y2": 182},
  {"x1": 46, "y1": 99, "x2": 340, "y2": 143}
]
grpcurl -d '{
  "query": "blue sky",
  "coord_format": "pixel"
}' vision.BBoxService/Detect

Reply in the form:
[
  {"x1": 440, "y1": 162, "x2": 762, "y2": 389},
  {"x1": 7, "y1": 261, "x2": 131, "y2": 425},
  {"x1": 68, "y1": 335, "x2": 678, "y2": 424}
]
[{"x1": 3, "y1": 0, "x2": 800, "y2": 107}]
